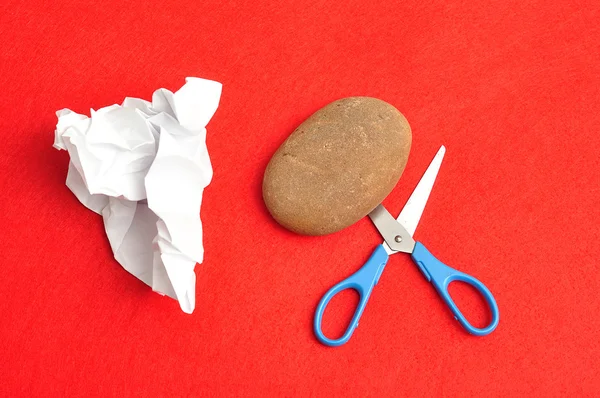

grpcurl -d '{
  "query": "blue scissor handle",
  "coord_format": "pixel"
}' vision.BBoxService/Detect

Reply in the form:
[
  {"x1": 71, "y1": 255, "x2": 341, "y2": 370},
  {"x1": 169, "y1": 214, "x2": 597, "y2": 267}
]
[
  {"x1": 314, "y1": 245, "x2": 389, "y2": 347},
  {"x1": 411, "y1": 242, "x2": 499, "y2": 336}
]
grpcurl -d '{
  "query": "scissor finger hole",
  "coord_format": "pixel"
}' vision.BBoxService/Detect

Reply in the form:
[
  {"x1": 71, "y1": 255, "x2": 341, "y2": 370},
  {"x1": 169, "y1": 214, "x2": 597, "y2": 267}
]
[
  {"x1": 446, "y1": 281, "x2": 491, "y2": 329},
  {"x1": 320, "y1": 289, "x2": 360, "y2": 339}
]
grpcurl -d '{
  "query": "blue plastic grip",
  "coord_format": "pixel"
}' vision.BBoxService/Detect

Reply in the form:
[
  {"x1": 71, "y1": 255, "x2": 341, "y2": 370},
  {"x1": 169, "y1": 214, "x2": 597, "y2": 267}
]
[
  {"x1": 314, "y1": 245, "x2": 390, "y2": 346},
  {"x1": 411, "y1": 242, "x2": 499, "y2": 336}
]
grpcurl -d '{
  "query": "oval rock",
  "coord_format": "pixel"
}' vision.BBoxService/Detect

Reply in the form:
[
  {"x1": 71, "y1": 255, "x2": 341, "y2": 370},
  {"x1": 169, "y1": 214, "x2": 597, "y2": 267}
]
[{"x1": 263, "y1": 97, "x2": 412, "y2": 235}]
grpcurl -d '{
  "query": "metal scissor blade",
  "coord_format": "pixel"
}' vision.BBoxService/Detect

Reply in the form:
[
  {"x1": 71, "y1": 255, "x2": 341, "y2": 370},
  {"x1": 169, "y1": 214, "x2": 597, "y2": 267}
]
[
  {"x1": 369, "y1": 204, "x2": 416, "y2": 254},
  {"x1": 397, "y1": 145, "x2": 445, "y2": 237}
]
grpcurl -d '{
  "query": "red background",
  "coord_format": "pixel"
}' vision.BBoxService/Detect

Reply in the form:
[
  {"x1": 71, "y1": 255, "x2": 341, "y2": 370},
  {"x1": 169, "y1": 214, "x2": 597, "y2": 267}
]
[{"x1": 1, "y1": 0, "x2": 599, "y2": 396}]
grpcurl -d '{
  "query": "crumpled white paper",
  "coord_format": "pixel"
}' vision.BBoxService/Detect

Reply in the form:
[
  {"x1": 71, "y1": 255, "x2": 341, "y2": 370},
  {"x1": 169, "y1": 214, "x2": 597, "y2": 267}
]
[{"x1": 53, "y1": 77, "x2": 222, "y2": 313}]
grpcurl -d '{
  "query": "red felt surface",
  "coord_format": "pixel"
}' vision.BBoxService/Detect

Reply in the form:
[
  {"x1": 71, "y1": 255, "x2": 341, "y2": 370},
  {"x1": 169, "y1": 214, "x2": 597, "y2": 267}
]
[{"x1": 1, "y1": 0, "x2": 599, "y2": 396}]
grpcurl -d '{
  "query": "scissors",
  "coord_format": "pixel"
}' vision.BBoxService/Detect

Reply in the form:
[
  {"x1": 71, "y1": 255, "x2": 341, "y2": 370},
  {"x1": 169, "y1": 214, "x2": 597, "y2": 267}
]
[{"x1": 314, "y1": 146, "x2": 499, "y2": 346}]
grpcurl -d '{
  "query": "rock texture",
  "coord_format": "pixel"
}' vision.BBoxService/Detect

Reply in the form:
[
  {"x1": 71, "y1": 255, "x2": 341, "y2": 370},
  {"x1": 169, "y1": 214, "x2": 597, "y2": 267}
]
[{"x1": 263, "y1": 97, "x2": 412, "y2": 235}]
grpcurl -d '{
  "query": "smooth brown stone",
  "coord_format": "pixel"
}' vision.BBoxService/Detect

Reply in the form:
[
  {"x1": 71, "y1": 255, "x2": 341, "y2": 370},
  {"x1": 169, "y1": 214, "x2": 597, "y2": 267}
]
[{"x1": 263, "y1": 97, "x2": 412, "y2": 235}]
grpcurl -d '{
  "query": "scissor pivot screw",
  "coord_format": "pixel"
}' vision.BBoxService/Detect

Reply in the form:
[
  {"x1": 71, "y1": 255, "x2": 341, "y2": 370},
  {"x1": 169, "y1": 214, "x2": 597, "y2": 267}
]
[{"x1": 394, "y1": 235, "x2": 402, "y2": 243}]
